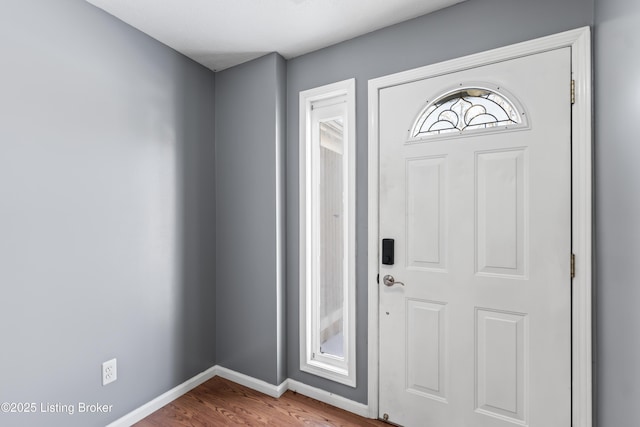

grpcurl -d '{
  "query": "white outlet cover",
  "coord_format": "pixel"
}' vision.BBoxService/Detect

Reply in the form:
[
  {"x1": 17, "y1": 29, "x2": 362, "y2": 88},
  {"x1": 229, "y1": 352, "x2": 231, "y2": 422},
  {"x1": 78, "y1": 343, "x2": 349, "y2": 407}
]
[{"x1": 102, "y1": 358, "x2": 117, "y2": 386}]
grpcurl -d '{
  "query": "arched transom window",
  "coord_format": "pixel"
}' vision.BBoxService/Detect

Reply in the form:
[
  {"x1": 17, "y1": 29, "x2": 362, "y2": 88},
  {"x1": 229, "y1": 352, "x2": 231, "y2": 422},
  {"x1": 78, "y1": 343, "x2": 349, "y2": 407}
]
[{"x1": 411, "y1": 87, "x2": 524, "y2": 137}]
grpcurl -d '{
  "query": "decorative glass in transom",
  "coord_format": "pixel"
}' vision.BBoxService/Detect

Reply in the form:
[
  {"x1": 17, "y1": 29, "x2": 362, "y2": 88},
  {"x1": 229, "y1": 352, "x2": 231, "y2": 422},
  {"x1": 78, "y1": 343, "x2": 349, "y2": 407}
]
[{"x1": 412, "y1": 88, "x2": 522, "y2": 137}]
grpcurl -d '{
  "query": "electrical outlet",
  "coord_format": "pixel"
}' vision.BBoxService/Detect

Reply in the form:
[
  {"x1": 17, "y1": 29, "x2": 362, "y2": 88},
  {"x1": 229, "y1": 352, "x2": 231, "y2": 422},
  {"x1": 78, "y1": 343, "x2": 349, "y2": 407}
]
[{"x1": 102, "y1": 358, "x2": 117, "y2": 386}]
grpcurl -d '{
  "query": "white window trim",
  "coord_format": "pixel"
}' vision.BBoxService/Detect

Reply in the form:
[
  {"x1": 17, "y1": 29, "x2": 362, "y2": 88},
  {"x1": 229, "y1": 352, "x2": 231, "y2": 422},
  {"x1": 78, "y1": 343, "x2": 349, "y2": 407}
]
[{"x1": 299, "y1": 78, "x2": 356, "y2": 387}]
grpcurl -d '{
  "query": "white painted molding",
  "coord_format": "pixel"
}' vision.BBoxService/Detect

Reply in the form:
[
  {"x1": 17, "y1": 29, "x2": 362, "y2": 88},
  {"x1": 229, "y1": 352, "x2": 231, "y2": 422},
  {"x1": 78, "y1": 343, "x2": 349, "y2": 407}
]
[
  {"x1": 299, "y1": 78, "x2": 358, "y2": 388},
  {"x1": 106, "y1": 366, "x2": 373, "y2": 426},
  {"x1": 214, "y1": 366, "x2": 289, "y2": 398},
  {"x1": 570, "y1": 27, "x2": 593, "y2": 427},
  {"x1": 287, "y1": 379, "x2": 370, "y2": 418},
  {"x1": 105, "y1": 365, "x2": 218, "y2": 427},
  {"x1": 367, "y1": 26, "x2": 592, "y2": 426},
  {"x1": 366, "y1": 77, "x2": 380, "y2": 420},
  {"x1": 368, "y1": 27, "x2": 591, "y2": 91}
]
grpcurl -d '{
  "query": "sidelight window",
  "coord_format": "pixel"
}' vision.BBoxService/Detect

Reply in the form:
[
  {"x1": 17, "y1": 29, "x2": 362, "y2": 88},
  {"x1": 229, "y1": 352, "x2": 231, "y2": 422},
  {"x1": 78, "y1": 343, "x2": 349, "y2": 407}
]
[{"x1": 299, "y1": 79, "x2": 356, "y2": 387}]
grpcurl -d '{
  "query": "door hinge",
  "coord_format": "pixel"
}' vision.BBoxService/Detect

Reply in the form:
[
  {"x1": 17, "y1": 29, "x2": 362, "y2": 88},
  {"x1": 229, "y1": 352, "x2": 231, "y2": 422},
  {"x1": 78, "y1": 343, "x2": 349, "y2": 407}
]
[
  {"x1": 571, "y1": 79, "x2": 576, "y2": 104},
  {"x1": 571, "y1": 253, "x2": 576, "y2": 279},
  {"x1": 377, "y1": 273, "x2": 379, "y2": 284}
]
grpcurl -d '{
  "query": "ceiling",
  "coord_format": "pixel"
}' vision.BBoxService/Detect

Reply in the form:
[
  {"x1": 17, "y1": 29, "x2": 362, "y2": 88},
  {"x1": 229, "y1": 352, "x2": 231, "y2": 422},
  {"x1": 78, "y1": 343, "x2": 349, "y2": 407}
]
[{"x1": 86, "y1": 0, "x2": 465, "y2": 71}]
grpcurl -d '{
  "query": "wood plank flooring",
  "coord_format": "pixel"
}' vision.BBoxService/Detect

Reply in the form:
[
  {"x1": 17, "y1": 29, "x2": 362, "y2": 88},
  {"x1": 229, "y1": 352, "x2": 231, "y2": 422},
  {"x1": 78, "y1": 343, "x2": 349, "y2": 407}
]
[{"x1": 134, "y1": 376, "x2": 390, "y2": 426}]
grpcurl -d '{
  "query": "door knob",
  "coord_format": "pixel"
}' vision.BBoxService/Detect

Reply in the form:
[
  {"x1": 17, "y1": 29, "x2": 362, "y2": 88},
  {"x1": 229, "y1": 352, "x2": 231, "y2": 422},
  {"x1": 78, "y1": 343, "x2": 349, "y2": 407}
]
[{"x1": 383, "y1": 274, "x2": 405, "y2": 287}]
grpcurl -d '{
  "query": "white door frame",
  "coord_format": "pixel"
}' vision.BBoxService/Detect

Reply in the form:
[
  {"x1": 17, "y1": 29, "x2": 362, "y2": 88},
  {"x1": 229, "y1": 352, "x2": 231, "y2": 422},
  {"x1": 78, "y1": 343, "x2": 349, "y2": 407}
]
[{"x1": 367, "y1": 27, "x2": 592, "y2": 426}]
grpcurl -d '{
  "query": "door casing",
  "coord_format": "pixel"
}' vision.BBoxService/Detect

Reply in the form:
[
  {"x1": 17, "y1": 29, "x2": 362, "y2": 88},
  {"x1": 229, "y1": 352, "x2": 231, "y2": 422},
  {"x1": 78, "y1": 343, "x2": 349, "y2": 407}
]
[{"x1": 367, "y1": 27, "x2": 592, "y2": 426}]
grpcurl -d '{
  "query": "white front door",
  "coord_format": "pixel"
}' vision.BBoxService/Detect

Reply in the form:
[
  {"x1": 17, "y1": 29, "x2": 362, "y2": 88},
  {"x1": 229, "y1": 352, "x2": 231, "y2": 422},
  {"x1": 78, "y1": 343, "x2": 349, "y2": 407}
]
[{"x1": 378, "y1": 48, "x2": 572, "y2": 426}]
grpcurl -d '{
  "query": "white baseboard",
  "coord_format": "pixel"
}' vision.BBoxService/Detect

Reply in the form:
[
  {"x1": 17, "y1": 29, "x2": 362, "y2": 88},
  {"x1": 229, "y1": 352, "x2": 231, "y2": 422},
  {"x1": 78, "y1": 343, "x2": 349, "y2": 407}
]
[
  {"x1": 286, "y1": 379, "x2": 370, "y2": 418},
  {"x1": 214, "y1": 365, "x2": 288, "y2": 398},
  {"x1": 106, "y1": 365, "x2": 370, "y2": 426},
  {"x1": 105, "y1": 365, "x2": 218, "y2": 427}
]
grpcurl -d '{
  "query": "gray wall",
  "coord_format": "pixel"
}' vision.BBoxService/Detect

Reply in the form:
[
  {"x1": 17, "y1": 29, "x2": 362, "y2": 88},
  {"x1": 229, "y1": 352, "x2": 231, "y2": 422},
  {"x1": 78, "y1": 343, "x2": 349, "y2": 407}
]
[
  {"x1": 8, "y1": 0, "x2": 639, "y2": 425},
  {"x1": 0, "y1": 1, "x2": 216, "y2": 426},
  {"x1": 595, "y1": 0, "x2": 640, "y2": 425},
  {"x1": 286, "y1": 0, "x2": 595, "y2": 403},
  {"x1": 215, "y1": 53, "x2": 287, "y2": 385}
]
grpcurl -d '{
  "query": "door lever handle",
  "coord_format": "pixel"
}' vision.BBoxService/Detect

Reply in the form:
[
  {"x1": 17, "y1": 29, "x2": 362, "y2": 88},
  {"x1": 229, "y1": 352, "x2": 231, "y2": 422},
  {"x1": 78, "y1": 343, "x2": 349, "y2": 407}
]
[{"x1": 383, "y1": 274, "x2": 405, "y2": 287}]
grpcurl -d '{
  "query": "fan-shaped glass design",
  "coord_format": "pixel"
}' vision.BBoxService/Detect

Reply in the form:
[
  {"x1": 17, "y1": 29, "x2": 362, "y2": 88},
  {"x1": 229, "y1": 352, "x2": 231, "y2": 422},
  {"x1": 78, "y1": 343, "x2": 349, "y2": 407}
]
[{"x1": 412, "y1": 88, "x2": 522, "y2": 137}]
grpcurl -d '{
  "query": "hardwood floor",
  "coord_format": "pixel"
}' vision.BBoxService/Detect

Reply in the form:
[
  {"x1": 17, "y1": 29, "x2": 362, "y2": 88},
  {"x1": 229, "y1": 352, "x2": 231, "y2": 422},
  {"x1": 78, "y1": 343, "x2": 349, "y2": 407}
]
[{"x1": 134, "y1": 376, "x2": 390, "y2": 426}]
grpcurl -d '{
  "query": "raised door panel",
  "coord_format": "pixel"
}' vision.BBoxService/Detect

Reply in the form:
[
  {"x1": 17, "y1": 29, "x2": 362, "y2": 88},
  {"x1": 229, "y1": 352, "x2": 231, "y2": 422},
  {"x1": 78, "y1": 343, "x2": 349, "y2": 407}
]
[
  {"x1": 406, "y1": 156, "x2": 448, "y2": 271},
  {"x1": 476, "y1": 149, "x2": 527, "y2": 278},
  {"x1": 406, "y1": 299, "x2": 448, "y2": 401},
  {"x1": 476, "y1": 308, "x2": 527, "y2": 424}
]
